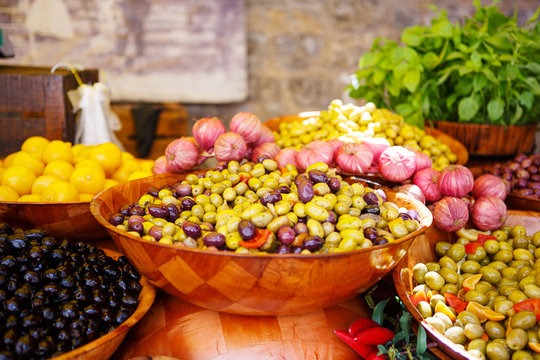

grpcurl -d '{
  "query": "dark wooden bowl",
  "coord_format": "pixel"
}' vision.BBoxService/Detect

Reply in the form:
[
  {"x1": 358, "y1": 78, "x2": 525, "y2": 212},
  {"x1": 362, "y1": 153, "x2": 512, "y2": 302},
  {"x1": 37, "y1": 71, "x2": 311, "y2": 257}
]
[
  {"x1": 53, "y1": 248, "x2": 156, "y2": 360},
  {"x1": 90, "y1": 172, "x2": 433, "y2": 316},
  {"x1": 0, "y1": 200, "x2": 108, "y2": 241},
  {"x1": 264, "y1": 113, "x2": 469, "y2": 165},
  {"x1": 505, "y1": 193, "x2": 540, "y2": 212},
  {"x1": 392, "y1": 210, "x2": 540, "y2": 360}
]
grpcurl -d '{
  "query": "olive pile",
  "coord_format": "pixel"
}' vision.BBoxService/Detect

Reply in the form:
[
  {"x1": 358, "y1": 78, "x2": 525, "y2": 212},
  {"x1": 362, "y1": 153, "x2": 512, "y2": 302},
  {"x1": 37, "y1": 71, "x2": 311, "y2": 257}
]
[
  {"x1": 274, "y1": 99, "x2": 458, "y2": 171},
  {"x1": 411, "y1": 226, "x2": 540, "y2": 360},
  {"x1": 109, "y1": 160, "x2": 421, "y2": 254},
  {"x1": 0, "y1": 224, "x2": 141, "y2": 360}
]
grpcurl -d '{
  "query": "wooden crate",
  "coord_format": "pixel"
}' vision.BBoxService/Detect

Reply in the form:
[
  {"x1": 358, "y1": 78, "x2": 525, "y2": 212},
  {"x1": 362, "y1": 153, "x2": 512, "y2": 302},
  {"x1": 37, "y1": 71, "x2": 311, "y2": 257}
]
[
  {"x1": 111, "y1": 103, "x2": 189, "y2": 159},
  {"x1": 0, "y1": 65, "x2": 99, "y2": 157}
]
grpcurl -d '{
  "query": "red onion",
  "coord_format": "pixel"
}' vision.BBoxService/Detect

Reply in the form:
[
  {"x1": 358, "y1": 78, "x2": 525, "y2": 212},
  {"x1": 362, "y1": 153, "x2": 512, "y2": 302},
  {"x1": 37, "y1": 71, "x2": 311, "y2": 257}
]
[
  {"x1": 296, "y1": 140, "x2": 334, "y2": 171},
  {"x1": 414, "y1": 152, "x2": 433, "y2": 172},
  {"x1": 251, "y1": 125, "x2": 275, "y2": 147},
  {"x1": 165, "y1": 137, "x2": 200, "y2": 173},
  {"x1": 192, "y1": 117, "x2": 226, "y2": 151},
  {"x1": 472, "y1": 174, "x2": 508, "y2": 201},
  {"x1": 413, "y1": 168, "x2": 442, "y2": 203},
  {"x1": 438, "y1": 165, "x2": 474, "y2": 198},
  {"x1": 152, "y1": 155, "x2": 170, "y2": 174},
  {"x1": 378, "y1": 146, "x2": 416, "y2": 182},
  {"x1": 335, "y1": 142, "x2": 373, "y2": 175},
  {"x1": 214, "y1": 132, "x2": 248, "y2": 162},
  {"x1": 230, "y1": 112, "x2": 263, "y2": 144},
  {"x1": 433, "y1": 196, "x2": 469, "y2": 232},
  {"x1": 327, "y1": 138, "x2": 344, "y2": 159},
  {"x1": 362, "y1": 137, "x2": 391, "y2": 164},
  {"x1": 252, "y1": 142, "x2": 280, "y2": 162},
  {"x1": 395, "y1": 184, "x2": 426, "y2": 204},
  {"x1": 470, "y1": 196, "x2": 508, "y2": 231},
  {"x1": 274, "y1": 148, "x2": 298, "y2": 168}
]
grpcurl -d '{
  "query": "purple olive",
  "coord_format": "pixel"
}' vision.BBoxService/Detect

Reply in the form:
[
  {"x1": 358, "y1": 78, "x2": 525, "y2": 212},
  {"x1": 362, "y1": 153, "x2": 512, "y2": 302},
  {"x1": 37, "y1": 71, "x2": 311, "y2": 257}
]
[
  {"x1": 275, "y1": 185, "x2": 291, "y2": 194},
  {"x1": 237, "y1": 220, "x2": 255, "y2": 240},
  {"x1": 398, "y1": 212, "x2": 412, "y2": 221},
  {"x1": 363, "y1": 227, "x2": 378, "y2": 242},
  {"x1": 362, "y1": 205, "x2": 380, "y2": 215},
  {"x1": 147, "y1": 187, "x2": 159, "y2": 197},
  {"x1": 514, "y1": 178, "x2": 529, "y2": 189},
  {"x1": 407, "y1": 210, "x2": 419, "y2": 221},
  {"x1": 260, "y1": 191, "x2": 281, "y2": 206},
  {"x1": 292, "y1": 246, "x2": 303, "y2": 254},
  {"x1": 527, "y1": 166, "x2": 538, "y2": 175},
  {"x1": 277, "y1": 226, "x2": 295, "y2": 245},
  {"x1": 203, "y1": 232, "x2": 226, "y2": 248},
  {"x1": 147, "y1": 204, "x2": 169, "y2": 219},
  {"x1": 517, "y1": 188, "x2": 534, "y2": 196},
  {"x1": 533, "y1": 156, "x2": 540, "y2": 167},
  {"x1": 200, "y1": 222, "x2": 214, "y2": 231},
  {"x1": 529, "y1": 182, "x2": 540, "y2": 190},
  {"x1": 374, "y1": 189, "x2": 387, "y2": 202},
  {"x1": 148, "y1": 226, "x2": 162, "y2": 240},
  {"x1": 276, "y1": 245, "x2": 291, "y2": 254},
  {"x1": 308, "y1": 169, "x2": 328, "y2": 184},
  {"x1": 532, "y1": 174, "x2": 540, "y2": 182},
  {"x1": 108, "y1": 213, "x2": 124, "y2": 227},
  {"x1": 296, "y1": 180, "x2": 314, "y2": 203},
  {"x1": 328, "y1": 177, "x2": 341, "y2": 193},
  {"x1": 293, "y1": 222, "x2": 308, "y2": 235},
  {"x1": 517, "y1": 169, "x2": 530, "y2": 180},
  {"x1": 119, "y1": 204, "x2": 132, "y2": 217},
  {"x1": 297, "y1": 217, "x2": 307, "y2": 224},
  {"x1": 128, "y1": 222, "x2": 143, "y2": 235},
  {"x1": 303, "y1": 236, "x2": 323, "y2": 252},
  {"x1": 175, "y1": 184, "x2": 192, "y2": 197},
  {"x1": 166, "y1": 204, "x2": 180, "y2": 222},
  {"x1": 363, "y1": 192, "x2": 379, "y2": 205},
  {"x1": 515, "y1": 154, "x2": 528, "y2": 163},
  {"x1": 129, "y1": 205, "x2": 145, "y2": 216},
  {"x1": 180, "y1": 197, "x2": 196, "y2": 211},
  {"x1": 216, "y1": 162, "x2": 228, "y2": 171},
  {"x1": 324, "y1": 211, "x2": 337, "y2": 224},
  {"x1": 182, "y1": 221, "x2": 201, "y2": 239},
  {"x1": 521, "y1": 158, "x2": 533, "y2": 168},
  {"x1": 127, "y1": 215, "x2": 145, "y2": 227},
  {"x1": 374, "y1": 236, "x2": 389, "y2": 246}
]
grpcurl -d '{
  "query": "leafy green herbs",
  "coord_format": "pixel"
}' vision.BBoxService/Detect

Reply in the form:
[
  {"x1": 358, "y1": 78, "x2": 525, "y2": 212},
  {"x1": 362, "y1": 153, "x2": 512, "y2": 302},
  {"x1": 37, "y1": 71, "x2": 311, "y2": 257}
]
[{"x1": 347, "y1": 0, "x2": 540, "y2": 128}]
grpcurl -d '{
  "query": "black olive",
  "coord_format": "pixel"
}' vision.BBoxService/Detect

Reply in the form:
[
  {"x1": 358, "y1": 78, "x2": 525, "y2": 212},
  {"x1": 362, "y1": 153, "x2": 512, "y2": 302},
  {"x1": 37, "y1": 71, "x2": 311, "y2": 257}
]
[
  {"x1": 21, "y1": 314, "x2": 41, "y2": 328},
  {"x1": 84, "y1": 277, "x2": 100, "y2": 288},
  {"x1": 58, "y1": 288, "x2": 71, "y2": 303},
  {"x1": 60, "y1": 276, "x2": 76, "y2": 288},
  {"x1": 4, "y1": 298, "x2": 19, "y2": 312},
  {"x1": 57, "y1": 330, "x2": 70, "y2": 342},
  {"x1": 50, "y1": 249, "x2": 65, "y2": 262},
  {"x1": 5, "y1": 315, "x2": 17, "y2": 329},
  {"x1": 14, "y1": 284, "x2": 32, "y2": 301},
  {"x1": 60, "y1": 303, "x2": 78, "y2": 319},
  {"x1": 86, "y1": 321, "x2": 99, "y2": 341},
  {"x1": 44, "y1": 269, "x2": 58, "y2": 281},
  {"x1": 119, "y1": 203, "x2": 132, "y2": 216},
  {"x1": 23, "y1": 229, "x2": 47, "y2": 241},
  {"x1": 362, "y1": 204, "x2": 380, "y2": 215},
  {"x1": 0, "y1": 223, "x2": 14, "y2": 234},
  {"x1": 42, "y1": 307, "x2": 55, "y2": 321},
  {"x1": 7, "y1": 235, "x2": 27, "y2": 252},
  {"x1": 3, "y1": 329, "x2": 16, "y2": 346},
  {"x1": 1, "y1": 256, "x2": 16, "y2": 269},
  {"x1": 36, "y1": 338, "x2": 52, "y2": 356},
  {"x1": 53, "y1": 317, "x2": 66, "y2": 330},
  {"x1": 129, "y1": 204, "x2": 145, "y2": 216},
  {"x1": 115, "y1": 309, "x2": 131, "y2": 324},
  {"x1": 101, "y1": 308, "x2": 112, "y2": 325},
  {"x1": 92, "y1": 288, "x2": 106, "y2": 304},
  {"x1": 0, "y1": 289, "x2": 6, "y2": 301},
  {"x1": 23, "y1": 271, "x2": 41, "y2": 284},
  {"x1": 83, "y1": 304, "x2": 101, "y2": 317},
  {"x1": 122, "y1": 295, "x2": 139, "y2": 307},
  {"x1": 0, "y1": 275, "x2": 6, "y2": 287},
  {"x1": 73, "y1": 288, "x2": 89, "y2": 302},
  {"x1": 14, "y1": 334, "x2": 33, "y2": 357}
]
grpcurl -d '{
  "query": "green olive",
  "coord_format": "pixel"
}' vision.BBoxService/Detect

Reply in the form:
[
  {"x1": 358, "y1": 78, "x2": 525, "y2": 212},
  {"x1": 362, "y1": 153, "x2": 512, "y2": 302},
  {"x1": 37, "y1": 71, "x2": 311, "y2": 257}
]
[
  {"x1": 502, "y1": 267, "x2": 518, "y2": 280},
  {"x1": 493, "y1": 300, "x2": 515, "y2": 317},
  {"x1": 426, "y1": 262, "x2": 441, "y2": 272},
  {"x1": 417, "y1": 301, "x2": 432, "y2": 318},
  {"x1": 475, "y1": 281, "x2": 493, "y2": 294},
  {"x1": 425, "y1": 316, "x2": 445, "y2": 333},
  {"x1": 445, "y1": 326, "x2": 467, "y2": 344},
  {"x1": 511, "y1": 225, "x2": 527, "y2": 238},
  {"x1": 494, "y1": 249, "x2": 514, "y2": 263},
  {"x1": 458, "y1": 310, "x2": 481, "y2": 325},
  {"x1": 488, "y1": 261, "x2": 508, "y2": 272},
  {"x1": 468, "y1": 338, "x2": 487, "y2": 354},
  {"x1": 508, "y1": 290, "x2": 528, "y2": 304},
  {"x1": 440, "y1": 283, "x2": 458, "y2": 295},
  {"x1": 514, "y1": 248, "x2": 534, "y2": 262},
  {"x1": 464, "y1": 290, "x2": 488, "y2": 305},
  {"x1": 506, "y1": 328, "x2": 528, "y2": 351},
  {"x1": 486, "y1": 341, "x2": 510, "y2": 360},
  {"x1": 511, "y1": 311, "x2": 537, "y2": 330},
  {"x1": 464, "y1": 323, "x2": 485, "y2": 340},
  {"x1": 468, "y1": 246, "x2": 488, "y2": 262},
  {"x1": 513, "y1": 236, "x2": 530, "y2": 249},
  {"x1": 480, "y1": 266, "x2": 502, "y2": 285},
  {"x1": 435, "y1": 241, "x2": 452, "y2": 257},
  {"x1": 484, "y1": 239, "x2": 501, "y2": 254},
  {"x1": 485, "y1": 320, "x2": 506, "y2": 339},
  {"x1": 413, "y1": 263, "x2": 429, "y2": 284},
  {"x1": 462, "y1": 260, "x2": 482, "y2": 274},
  {"x1": 433, "y1": 311, "x2": 453, "y2": 330},
  {"x1": 511, "y1": 350, "x2": 533, "y2": 360},
  {"x1": 424, "y1": 271, "x2": 445, "y2": 291},
  {"x1": 440, "y1": 267, "x2": 459, "y2": 284},
  {"x1": 447, "y1": 243, "x2": 466, "y2": 262},
  {"x1": 439, "y1": 256, "x2": 458, "y2": 271}
]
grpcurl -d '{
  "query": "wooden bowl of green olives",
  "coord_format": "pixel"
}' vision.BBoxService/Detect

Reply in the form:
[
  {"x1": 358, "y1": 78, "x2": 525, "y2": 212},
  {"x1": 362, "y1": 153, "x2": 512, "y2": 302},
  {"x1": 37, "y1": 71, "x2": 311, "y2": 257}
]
[
  {"x1": 393, "y1": 210, "x2": 540, "y2": 360},
  {"x1": 91, "y1": 162, "x2": 433, "y2": 316}
]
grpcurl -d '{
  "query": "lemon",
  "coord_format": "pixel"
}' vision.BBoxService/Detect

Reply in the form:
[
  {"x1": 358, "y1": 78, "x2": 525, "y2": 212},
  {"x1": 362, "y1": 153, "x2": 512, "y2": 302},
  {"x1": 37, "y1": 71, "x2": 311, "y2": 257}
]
[
  {"x1": 42, "y1": 181, "x2": 79, "y2": 202},
  {"x1": 456, "y1": 228, "x2": 491, "y2": 242},
  {"x1": 73, "y1": 145, "x2": 93, "y2": 163},
  {"x1": 69, "y1": 166, "x2": 106, "y2": 194},
  {"x1": 18, "y1": 194, "x2": 43, "y2": 202},
  {"x1": 0, "y1": 185, "x2": 19, "y2": 201},
  {"x1": 74, "y1": 158, "x2": 104, "y2": 170},
  {"x1": 138, "y1": 159, "x2": 155, "y2": 173},
  {"x1": 21, "y1": 136, "x2": 50, "y2": 159},
  {"x1": 10, "y1": 151, "x2": 45, "y2": 176},
  {"x1": 1, "y1": 166, "x2": 36, "y2": 196},
  {"x1": 103, "y1": 178, "x2": 119, "y2": 190},
  {"x1": 3, "y1": 152, "x2": 15, "y2": 168},
  {"x1": 31, "y1": 174, "x2": 61, "y2": 195},
  {"x1": 127, "y1": 170, "x2": 153, "y2": 181},
  {"x1": 43, "y1": 160, "x2": 74, "y2": 181},
  {"x1": 112, "y1": 160, "x2": 141, "y2": 183},
  {"x1": 88, "y1": 143, "x2": 122, "y2": 174},
  {"x1": 122, "y1": 151, "x2": 136, "y2": 162},
  {"x1": 42, "y1": 140, "x2": 73, "y2": 164},
  {"x1": 79, "y1": 193, "x2": 95, "y2": 202}
]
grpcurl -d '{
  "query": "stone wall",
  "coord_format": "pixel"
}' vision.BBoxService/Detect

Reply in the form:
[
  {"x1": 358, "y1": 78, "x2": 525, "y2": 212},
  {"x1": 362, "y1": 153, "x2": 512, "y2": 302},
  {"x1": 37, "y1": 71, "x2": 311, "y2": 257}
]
[{"x1": 184, "y1": 0, "x2": 539, "y2": 139}]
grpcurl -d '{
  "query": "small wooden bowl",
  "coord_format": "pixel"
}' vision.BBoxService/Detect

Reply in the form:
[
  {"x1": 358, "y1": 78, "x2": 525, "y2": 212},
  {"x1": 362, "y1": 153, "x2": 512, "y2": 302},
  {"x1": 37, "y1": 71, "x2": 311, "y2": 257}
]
[
  {"x1": 392, "y1": 210, "x2": 540, "y2": 360},
  {"x1": 506, "y1": 193, "x2": 540, "y2": 212},
  {"x1": 264, "y1": 113, "x2": 469, "y2": 165},
  {"x1": 90, "y1": 172, "x2": 433, "y2": 316},
  {"x1": 0, "y1": 200, "x2": 108, "y2": 241},
  {"x1": 52, "y1": 248, "x2": 156, "y2": 360}
]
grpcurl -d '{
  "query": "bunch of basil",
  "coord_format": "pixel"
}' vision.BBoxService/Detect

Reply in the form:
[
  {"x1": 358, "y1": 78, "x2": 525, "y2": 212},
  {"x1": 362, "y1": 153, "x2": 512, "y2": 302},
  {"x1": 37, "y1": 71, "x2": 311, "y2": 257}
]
[{"x1": 347, "y1": 1, "x2": 540, "y2": 129}]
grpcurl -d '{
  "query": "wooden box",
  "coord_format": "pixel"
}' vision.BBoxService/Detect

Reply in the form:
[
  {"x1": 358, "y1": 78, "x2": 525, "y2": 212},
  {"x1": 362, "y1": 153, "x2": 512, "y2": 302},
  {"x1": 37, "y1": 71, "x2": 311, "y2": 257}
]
[{"x1": 0, "y1": 65, "x2": 99, "y2": 157}]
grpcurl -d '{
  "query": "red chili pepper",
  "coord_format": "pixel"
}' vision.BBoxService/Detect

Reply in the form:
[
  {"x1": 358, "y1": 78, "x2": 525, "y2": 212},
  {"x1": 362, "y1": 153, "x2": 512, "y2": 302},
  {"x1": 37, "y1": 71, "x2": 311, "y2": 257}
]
[
  {"x1": 354, "y1": 326, "x2": 395, "y2": 346},
  {"x1": 409, "y1": 290, "x2": 428, "y2": 307},
  {"x1": 465, "y1": 242, "x2": 483, "y2": 254},
  {"x1": 238, "y1": 228, "x2": 271, "y2": 249},
  {"x1": 348, "y1": 317, "x2": 379, "y2": 337},
  {"x1": 443, "y1": 292, "x2": 468, "y2": 313},
  {"x1": 239, "y1": 174, "x2": 252, "y2": 184},
  {"x1": 334, "y1": 329, "x2": 378, "y2": 359},
  {"x1": 476, "y1": 233, "x2": 496, "y2": 245},
  {"x1": 513, "y1": 299, "x2": 540, "y2": 321}
]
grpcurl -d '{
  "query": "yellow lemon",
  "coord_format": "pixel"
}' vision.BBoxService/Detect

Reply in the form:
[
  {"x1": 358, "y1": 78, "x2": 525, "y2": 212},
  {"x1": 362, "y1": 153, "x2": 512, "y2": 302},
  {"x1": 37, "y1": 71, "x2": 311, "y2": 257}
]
[
  {"x1": 43, "y1": 160, "x2": 74, "y2": 181},
  {"x1": 69, "y1": 166, "x2": 106, "y2": 194},
  {"x1": 10, "y1": 151, "x2": 45, "y2": 176},
  {"x1": 42, "y1": 140, "x2": 73, "y2": 164},
  {"x1": 138, "y1": 159, "x2": 155, "y2": 173},
  {"x1": 42, "y1": 181, "x2": 79, "y2": 202},
  {"x1": 0, "y1": 159, "x2": 3, "y2": 167},
  {"x1": 18, "y1": 194, "x2": 43, "y2": 202},
  {"x1": 122, "y1": 151, "x2": 136, "y2": 162},
  {"x1": 3, "y1": 152, "x2": 15, "y2": 168},
  {"x1": 79, "y1": 193, "x2": 95, "y2": 202},
  {"x1": 1, "y1": 166, "x2": 36, "y2": 196},
  {"x1": 71, "y1": 143, "x2": 86, "y2": 157},
  {"x1": 73, "y1": 145, "x2": 93, "y2": 163},
  {"x1": 88, "y1": 143, "x2": 122, "y2": 174},
  {"x1": 103, "y1": 178, "x2": 119, "y2": 190},
  {"x1": 74, "y1": 158, "x2": 104, "y2": 170},
  {"x1": 127, "y1": 170, "x2": 153, "y2": 182},
  {"x1": 0, "y1": 168, "x2": 5, "y2": 183},
  {"x1": 0, "y1": 185, "x2": 19, "y2": 201},
  {"x1": 31, "y1": 174, "x2": 61, "y2": 195},
  {"x1": 21, "y1": 136, "x2": 50, "y2": 159},
  {"x1": 112, "y1": 160, "x2": 141, "y2": 183}
]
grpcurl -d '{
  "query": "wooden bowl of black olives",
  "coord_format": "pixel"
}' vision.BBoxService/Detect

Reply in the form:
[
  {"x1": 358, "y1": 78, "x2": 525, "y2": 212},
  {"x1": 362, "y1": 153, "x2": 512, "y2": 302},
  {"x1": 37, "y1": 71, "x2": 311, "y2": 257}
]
[
  {"x1": 0, "y1": 224, "x2": 156, "y2": 360},
  {"x1": 91, "y1": 163, "x2": 433, "y2": 316}
]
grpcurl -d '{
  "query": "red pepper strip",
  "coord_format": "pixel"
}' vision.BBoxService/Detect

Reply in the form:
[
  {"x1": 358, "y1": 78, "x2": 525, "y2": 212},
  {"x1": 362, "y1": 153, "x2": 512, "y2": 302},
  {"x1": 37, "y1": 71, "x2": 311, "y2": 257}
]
[
  {"x1": 334, "y1": 329, "x2": 377, "y2": 359},
  {"x1": 409, "y1": 290, "x2": 428, "y2": 307},
  {"x1": 476, "y1": 233, "x2": 495, "y2": 245},
  {"x1": 238, "y1": 228, "x2": 271, "y2": 249},
  {"x1": 239, "y1": 174, "x2": 252, "y2": 184},
  {"x1": 354, "y1": 327, "x2": 395, "y2": 346},
  {"x1": 513, "y1": 299, "x2": 540, "y2": 321},
  {"x1": 465, "y1": 242, "x2": 483, "y2": 254},
  {"x1": 348, "y1": 317, "x2": 379, "y2": 337},
  {"x1": 279, "y1": 166, "x2": 287, "y2": 175},
  {"x1": 444, "y1": 292, "x2": 468, "y2": 313}
]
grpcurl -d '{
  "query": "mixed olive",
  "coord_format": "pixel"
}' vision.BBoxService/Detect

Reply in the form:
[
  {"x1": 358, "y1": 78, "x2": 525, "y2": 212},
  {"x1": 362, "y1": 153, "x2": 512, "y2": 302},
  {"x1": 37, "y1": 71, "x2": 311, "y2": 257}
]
[
  {"x1": 410, "y1": 227, "x2": 540, "y2": 360},
  {"x1": 108, "y1": 160, "x2": 422, "y2": 254},
  {"x1": 0, "y1": 224, "x2": 142, "y2": 360}
]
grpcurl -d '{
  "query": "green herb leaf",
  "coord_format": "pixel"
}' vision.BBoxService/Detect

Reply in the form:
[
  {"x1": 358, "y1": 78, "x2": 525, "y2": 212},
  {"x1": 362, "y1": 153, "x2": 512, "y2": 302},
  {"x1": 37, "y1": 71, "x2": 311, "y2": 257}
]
[
  {"x1": 359, "y1": 52, "x2": 383, "y2": 68},
  {"x1": 422, "y1": 52, "x2": 439, "y2": 70},
  {"x1": 416, "y1": 326, "x2": 428, "y2": 355},
  {"x1": 473, "y1": 72, "x2": 487, "y2": 91},
  {"x1": 485, "y1": 33, "x2": 512, "y2": 50},
  {"x1": 401, "y1": 26, "x2": 423, "y2": 46},
  {"x1": 525, "y1": 77, "x2": 540, "y2": 95},
  {"x1": 523, "y1": 62, "x2": 540, "y2": 74},
  {"x1": 432, "y1": 20, "x2": 453, "y2": 38},
  {"x1": 458, "y1": 96, "x2": 480, "y2": 121},
  {"x1": 520, "y1": 91, "x2": 534, "y2": 110},
  {"x1": 511, "y1": 104, "x2": 523, "y2": 125},
  {"x1": 403, "y1": 69, "x2": 421, "y2": 93},
  {"x1": 396, "y1": 103, "x2": 415, "y2": 117},
  {"x1": 373, "y1": 69, "x2": 386, "y2": 85},
  {"x1": 487, "y1": 98, "x2": 504, "y2": 120},
  {"x1": 372, "y1": 299, "x2": 389, "y2": 326},
  {"x1": 471, "y1": 51, "x2": 482, "y2": 68}
]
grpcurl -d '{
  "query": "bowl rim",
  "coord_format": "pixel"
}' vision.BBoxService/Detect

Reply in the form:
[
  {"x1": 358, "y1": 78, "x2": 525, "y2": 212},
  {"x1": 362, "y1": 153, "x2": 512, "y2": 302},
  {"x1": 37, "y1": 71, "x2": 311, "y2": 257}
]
[
  {"x1": 52, "y1": 247, "x2": 156, "y2": 360},
  {"x1": 90, "y1": 172, "x2": 433, "y2": 259}
]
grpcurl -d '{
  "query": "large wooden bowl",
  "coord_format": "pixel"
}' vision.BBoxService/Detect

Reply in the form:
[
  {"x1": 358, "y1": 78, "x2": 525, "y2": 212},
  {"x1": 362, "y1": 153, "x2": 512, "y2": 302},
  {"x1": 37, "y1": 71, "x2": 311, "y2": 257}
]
[
  {"x1": 113, "y1": 292, "x2": 371, "y2": 360},
  {"x1": 265, "y1": 113, "x2": 469, "y2": 165},
  {"x1": 90, "y1": 172, "x2": 433, "y2": 316},
  {"x1": 0, "y1": 200, "x2": 108, "y2": 241},
  {"x1": 52, "y1": 248, "x2": 156, "y2": 360},
  {"x1": 392, "y1": 210, "x2": 540, "y2": 360}
]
